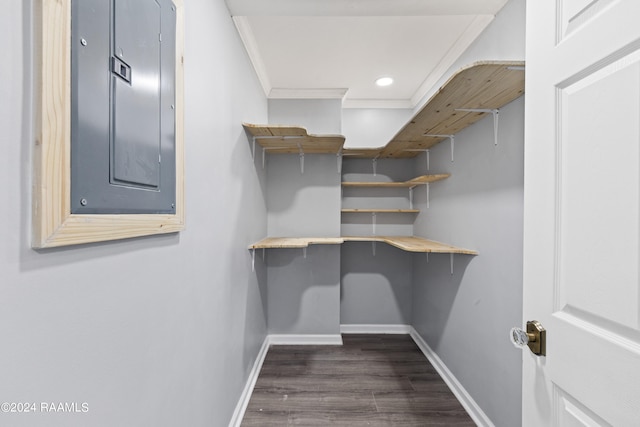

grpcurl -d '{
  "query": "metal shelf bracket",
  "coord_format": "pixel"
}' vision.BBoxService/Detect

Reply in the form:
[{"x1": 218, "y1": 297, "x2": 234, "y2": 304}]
[
  {"x1": 424, "y1": 134, "x2": 455, "y2": 162},
  {"x1": 455, "y1": 108, "x2": 500, "y2": 146}
]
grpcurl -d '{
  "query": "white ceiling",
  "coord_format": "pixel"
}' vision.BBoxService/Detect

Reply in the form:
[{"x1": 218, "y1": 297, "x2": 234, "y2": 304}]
[{"x1": 226, "y1": 0, "x2": 510, "y2": 108}]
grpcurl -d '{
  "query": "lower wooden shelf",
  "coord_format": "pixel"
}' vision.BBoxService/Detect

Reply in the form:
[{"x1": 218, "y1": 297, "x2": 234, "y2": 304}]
[
  {"x1": 248, "y1": 237, "x2": 344, "y2": 249},
  {"x1": 248, "y1": 236, "x2": 477, "y2": 255},
  {"x1": 342, "y1": 236, "x2": 478, "y2": 255},
  {"x1": 341, "y1": 209, "x2": 420, "y2": 213}
]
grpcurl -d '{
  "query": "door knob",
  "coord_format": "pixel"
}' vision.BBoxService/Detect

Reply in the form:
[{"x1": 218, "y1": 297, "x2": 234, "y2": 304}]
[{"x1": 510, "y1": 320, "x2": 546, "y2": 356}]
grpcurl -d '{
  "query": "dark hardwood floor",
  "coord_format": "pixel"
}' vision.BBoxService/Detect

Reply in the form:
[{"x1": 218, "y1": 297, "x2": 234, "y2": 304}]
[{"x1": 241, "y1": 334, "x2": 475, "y2": 426}]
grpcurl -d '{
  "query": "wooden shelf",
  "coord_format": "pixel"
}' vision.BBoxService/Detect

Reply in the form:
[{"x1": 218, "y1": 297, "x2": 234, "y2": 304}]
[
  {"x1": 342, "y1": 174, "x2": 449, "y2": 188},
  {"x1": 342, "y1": 236, "x2": 478, "y2": 255},
  {"x1": 248, "y1": 236, "x2": 476, "y2": 255},
  {"x1": 341, "y1": 209, "x2": 420, "y2": 214},
  {"x1": 243, "y1": 123, "x2": 345, "y2": 154},
  {"x1": 248, "y1": 237, "x2": 344, "y2": 249},
  {"x1": 342, "y1": 61, "x2": 525, "y2": 158}
]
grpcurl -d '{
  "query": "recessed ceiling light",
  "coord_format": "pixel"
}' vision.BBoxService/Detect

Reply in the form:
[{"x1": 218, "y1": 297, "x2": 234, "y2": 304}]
[{"x1": 375, "y1": 76, "x2": 394, "y2": 87}]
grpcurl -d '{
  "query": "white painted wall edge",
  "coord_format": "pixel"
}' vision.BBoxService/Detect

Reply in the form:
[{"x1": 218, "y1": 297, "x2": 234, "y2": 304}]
[
  {"x1": 340, "y1": 324, "x2": 412, "y2": 334},
  {"x1": 409, "y1": 327, "x2": 496, "y2": 427},
  {"x1": 228, "y1": 337, "x2": 271, "y2": 427}
]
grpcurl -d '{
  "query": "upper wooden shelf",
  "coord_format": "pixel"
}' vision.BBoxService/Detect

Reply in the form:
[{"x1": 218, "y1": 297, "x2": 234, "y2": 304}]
[
  {"x1": 342, "y1": 174, "x2": 450, "y2": 188},
  {"x1": 248, "y1": 236, "x2": 476, "y2": 255},
  {"x1": 342, "y1": 61, "x2": 525, "y2": 159},
  {"x1": 243, "y1": 123, "x2": 345, "y2": 154}
]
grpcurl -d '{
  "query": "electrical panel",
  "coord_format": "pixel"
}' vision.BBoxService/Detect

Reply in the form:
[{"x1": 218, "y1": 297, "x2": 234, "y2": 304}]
[{"x1": 71, "y1": 0, "x2": 177, "y2": 214}]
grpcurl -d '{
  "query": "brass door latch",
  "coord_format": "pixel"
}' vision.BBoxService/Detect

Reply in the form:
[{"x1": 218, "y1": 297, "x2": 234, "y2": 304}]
[{"x1": 510, "y1": 320, "x2": 546, "y2": 356}]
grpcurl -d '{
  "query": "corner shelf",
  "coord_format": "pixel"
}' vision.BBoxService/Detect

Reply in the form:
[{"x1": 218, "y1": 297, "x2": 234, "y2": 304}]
[
  {"x1": 342, "y1": 61, "x2": 525, "y2": 158},
  {"x1": 341, "y1": 174, "x2": 449, "y2": 188},
  {"x1": 247, "y1": 236, "x2": 476, "y2": 255},
  {"x1": 342, "y1": 236, "x2": 477, "y2": 255},
  {"x1": 242, "y1": 123, "x2": 345, "y2": 154}
]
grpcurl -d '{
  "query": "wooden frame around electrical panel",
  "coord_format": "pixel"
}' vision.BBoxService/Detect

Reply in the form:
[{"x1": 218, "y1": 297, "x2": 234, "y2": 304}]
[{"x1": 33, "y1": 0, "x2": 185, "y2": 248}]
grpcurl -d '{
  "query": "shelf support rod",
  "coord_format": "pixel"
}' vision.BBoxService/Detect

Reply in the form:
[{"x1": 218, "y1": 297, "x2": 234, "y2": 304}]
[
  {"x1": 427, "y1": 182, "x2": 430, "y2": 208},
  {"x1": 372, "y1": 241, "x2": 376, "y2": 256},
  {"x1": 303, "y1": 247, "x2": 307, "y2": 259},
  {"x1": 409, "y1": 187, "x2": 414, "y2": 209},
  {"x1": 455, "y1": 108, "x2": 500, "y2": 146},
  {"x1": 252, "y1": 137, "x2": 256, "y2": 161},
  {"x1": 372, "y1": 212, "x2": 377, "y2": 235},
  {"x1": 297, "y1": 143, "x2": 305, "y2": 174},
  {"x1": 372, "y1": 156, "x2": 379, "y2": 176},
  {"x1": 450, "y1": 253, "x2": 454, "y2": 275},
  {"x1": 424, "y1": 134, "x2": 455, "y2": 162},
  {"x1": 402, "y1": 149, "x2": 430, "y2": 171},
  {"x1": 426, "y1": 252, "x2": 429, "y2": 263},
  {"x1": 262, "y1": 248, "x2": 265, "y2": 261},
  {"x1": 337, "y1": 149, "x2": 342, "y2": 174},
  {"x1": 251, "y1": 248, "x2": 255, "y2": 272}
]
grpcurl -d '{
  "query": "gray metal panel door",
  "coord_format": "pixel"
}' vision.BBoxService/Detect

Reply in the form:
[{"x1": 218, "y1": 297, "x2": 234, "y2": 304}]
[
  {"x1": 71, "y1": 0, "x2": 176, "y2": 214},
  {"x1": 112, "y1": 0, "x2": 162, "y2": 189}
]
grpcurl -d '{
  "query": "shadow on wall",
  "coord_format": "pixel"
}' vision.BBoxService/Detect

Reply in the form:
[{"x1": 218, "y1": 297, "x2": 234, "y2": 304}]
[
  {"x1": 340, "y1": 242, "x2": 413, "y2": 325},
  {"x1": 262, "y1": 245, "x2": 340, "y2": 334},
  {"x1": 412, "y1": 252, "x2": 475, "y2": 348}
]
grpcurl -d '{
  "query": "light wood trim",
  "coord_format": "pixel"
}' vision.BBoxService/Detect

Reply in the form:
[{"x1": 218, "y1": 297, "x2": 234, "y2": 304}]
[
  {"x1": 341, "y1": 174, "x2": 450, "y2": 187},
  {"x1": 341, "y1": 61, "x2": 525, "y2": 159},
  {"x1": 342, "y1": 236, "x2": 478, "y2": 255},
  {"x1": 248, "y1": 236, "x2": 476, "y2": 254},
  {"x1": 33, "y1": 0, "x2": 185, "y2": 248},
  {"x1": 248, "y1": 237, "x2": 345, "y2": 249},
  {"x1": 341, "y1": 209, "x2": 420, "y2": 213},
  {"x1": 243, "y1": 123, "x2": 345, "y2": 154}
]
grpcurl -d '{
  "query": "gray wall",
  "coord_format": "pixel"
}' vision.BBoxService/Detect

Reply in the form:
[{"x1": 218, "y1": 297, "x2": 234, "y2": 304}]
[
  {"x1": 341, "y1": 242, "x2": 412, "y2": 325},
  {"x1": 268, "y1": 99, "x2": 342, "y2": 135},
  {"x1": 342, "y1": 108, "x2": 413, "y2": 149},
  {"x1": 263, "y1": 100, "x2": 342, "y2": 335},
  {"x1": 1, "y1": 1, "x2": 269, "y2": 426},
  {"x1": 340, "y1": 157, "x2": 415, "y2": 326},
  {"x1": 410, "y1": 3, "x2": 525, "y2": 426},
  {"x1": 412, "y1": 96, "x2": 524, "y2": 427}
]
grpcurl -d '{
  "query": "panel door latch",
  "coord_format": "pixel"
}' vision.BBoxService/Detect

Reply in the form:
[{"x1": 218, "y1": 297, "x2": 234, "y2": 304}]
[
  {"x1": 510, "y1": 320, "x2": 546, "y2": 356},
  {"x1": 112, "y1": 56, "x2": 131, "y2": 83}
]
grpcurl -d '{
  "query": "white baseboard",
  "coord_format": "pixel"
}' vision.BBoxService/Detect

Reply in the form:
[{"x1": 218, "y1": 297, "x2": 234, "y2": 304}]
[
  {"x1": 409, "y1": 327, "x2": 495, "y2": 427},
  {"x1": 268, "y1": 334, "x2": 343, "y2": 345},
  {"x1": 228, "y1": 336, "x2": 270, "y2": 427},
  {"x1": 230, "y1": 329, "x2": 493, "y2": 427},
  {"x1": 340, "y1": 324, "x2": 412, "y2": 334},
  {"x1": 229, "y1": 333, "x2": 343, "y2": 426}
]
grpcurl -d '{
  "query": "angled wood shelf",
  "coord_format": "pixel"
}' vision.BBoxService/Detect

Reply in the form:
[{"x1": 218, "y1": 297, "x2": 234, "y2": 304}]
[
  {"x1": 342, "y1": 61, "x2": 525, "y2": 159},
  {"x1": 341, "y1": 209, "x2": 420, "y2": 214},
  {"x1": 248, "y1": 237, "x2": 344, "y2": 249},
  {"x1": 342, "y1": 174, "x2": 450, "y2": 188},
  {"x1": 342, "y1": 236, "x2": 478, "y2": 255},
  {"x1": 248, "y1": 236, "x2": 476, "y2": 255},
  {"x1": 243, "y1": 123, "x2": 345, "y2": 154}
]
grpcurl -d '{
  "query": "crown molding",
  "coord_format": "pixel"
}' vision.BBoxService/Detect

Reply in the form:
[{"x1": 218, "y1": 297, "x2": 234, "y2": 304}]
[
  {"x1": 232, "y1": 16, "x2": 271, "y2": 97},
  {"x1": 411, "y1": 14, "x2": 494, "y2": 108}
]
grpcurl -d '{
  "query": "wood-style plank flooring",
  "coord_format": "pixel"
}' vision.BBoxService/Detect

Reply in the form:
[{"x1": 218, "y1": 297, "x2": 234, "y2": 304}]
[{"x1": 241, "y1": 334, "x2": 475, "y2": 426}]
